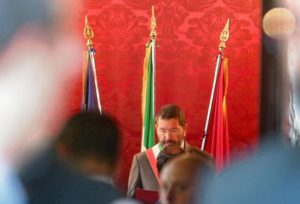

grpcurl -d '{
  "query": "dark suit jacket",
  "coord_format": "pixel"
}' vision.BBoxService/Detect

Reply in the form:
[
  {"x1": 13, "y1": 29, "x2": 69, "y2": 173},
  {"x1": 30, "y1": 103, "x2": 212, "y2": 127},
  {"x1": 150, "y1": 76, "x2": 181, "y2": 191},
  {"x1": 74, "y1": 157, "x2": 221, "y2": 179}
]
[
  {"x1": 20, "y1": 146, "x2": 122, "y2": 204},
  {"x1": 127, "y1": 142, "x2": 214, "y2": 197}
]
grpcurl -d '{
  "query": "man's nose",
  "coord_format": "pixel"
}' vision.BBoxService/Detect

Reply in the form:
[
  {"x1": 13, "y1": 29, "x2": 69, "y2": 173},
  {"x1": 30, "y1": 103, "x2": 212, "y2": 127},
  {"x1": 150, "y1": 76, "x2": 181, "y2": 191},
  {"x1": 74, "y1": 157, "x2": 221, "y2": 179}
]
[{"x1": 164, "y1": 131, "x2": 172, "y2": 140}]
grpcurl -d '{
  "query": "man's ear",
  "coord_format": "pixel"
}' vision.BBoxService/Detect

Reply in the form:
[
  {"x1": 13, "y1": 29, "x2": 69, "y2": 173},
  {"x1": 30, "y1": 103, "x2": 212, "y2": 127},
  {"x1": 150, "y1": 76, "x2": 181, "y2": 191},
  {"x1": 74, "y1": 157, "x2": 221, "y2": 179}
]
[
  {"x1": 155, "y1": 119, "x2": 159, "y2": 129},
  {"x1": 183, "y1": 124, "x2": 188, "y2": 137}
]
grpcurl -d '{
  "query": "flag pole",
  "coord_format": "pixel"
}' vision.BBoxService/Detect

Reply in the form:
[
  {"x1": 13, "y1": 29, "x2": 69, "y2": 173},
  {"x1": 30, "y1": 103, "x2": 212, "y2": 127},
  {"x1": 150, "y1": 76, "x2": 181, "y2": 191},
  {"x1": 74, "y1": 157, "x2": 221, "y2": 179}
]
[
  {"x1": 84, "y1": 16, "x2": 102, "y2": 113},
  {"x1": 201, "y1": 19, "x2": 230, "y2": 150},
  {"x1": 150, "y1": 6, "x2": 157, "y2": 122}
]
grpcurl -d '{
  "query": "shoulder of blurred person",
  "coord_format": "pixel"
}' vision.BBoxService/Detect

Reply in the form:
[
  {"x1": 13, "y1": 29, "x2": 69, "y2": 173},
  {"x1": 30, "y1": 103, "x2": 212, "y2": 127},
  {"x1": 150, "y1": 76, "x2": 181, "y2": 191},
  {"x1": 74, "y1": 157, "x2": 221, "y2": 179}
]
[
  {"x1": 201, "y1": 139, "x2": 300, "y2": 204},
  {"x1": 20, "y1": 142, "x2": 122, "y2": 204},
  {"x1": 111, "y1": 198, "x2": 142, "y2": 204},
  {"x1": 0, "y1": 156, "x2": 27, "y2": 204}
]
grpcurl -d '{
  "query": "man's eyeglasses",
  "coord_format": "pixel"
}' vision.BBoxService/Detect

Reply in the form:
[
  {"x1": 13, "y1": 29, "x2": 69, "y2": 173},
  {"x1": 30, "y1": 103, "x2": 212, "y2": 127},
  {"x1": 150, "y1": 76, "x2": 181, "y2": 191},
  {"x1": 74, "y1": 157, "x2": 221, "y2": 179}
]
[{"x1": 159, "y1": 128, "x2": 181, "y2": 135}]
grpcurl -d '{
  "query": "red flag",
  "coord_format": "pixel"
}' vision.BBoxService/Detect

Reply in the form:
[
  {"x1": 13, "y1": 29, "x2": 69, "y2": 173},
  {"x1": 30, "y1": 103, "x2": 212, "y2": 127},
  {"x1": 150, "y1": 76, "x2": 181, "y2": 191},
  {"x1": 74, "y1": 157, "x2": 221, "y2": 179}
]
[{"x1": 205, "y1": 58, "x2": 230, "y2": 172}]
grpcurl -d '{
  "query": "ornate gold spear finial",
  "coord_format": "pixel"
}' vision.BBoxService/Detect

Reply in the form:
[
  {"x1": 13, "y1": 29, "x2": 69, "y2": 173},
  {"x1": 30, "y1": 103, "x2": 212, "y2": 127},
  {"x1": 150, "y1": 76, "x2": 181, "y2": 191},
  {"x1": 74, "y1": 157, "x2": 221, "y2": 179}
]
[
  {"x1": 84, "y1": 15, "x2": 94, "y2": 48},
  {"x1": 219, "y1": 18, "x2": 230, "y2": 52},
  {"x1": 150, "y1": 6, "x2": 157, "y2": 40}
]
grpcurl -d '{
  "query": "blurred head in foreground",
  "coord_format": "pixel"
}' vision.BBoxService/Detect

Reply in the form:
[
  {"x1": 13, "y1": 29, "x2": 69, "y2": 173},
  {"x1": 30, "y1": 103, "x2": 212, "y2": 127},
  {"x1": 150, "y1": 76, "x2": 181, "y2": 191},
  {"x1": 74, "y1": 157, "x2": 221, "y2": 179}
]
[
  {"x1": 0, "y1": 0, "x2": 82, "y2": 167},
  {"x1": 159, "y1": 154, "x2": 215, "y2": 204},
  {"x1": 19, "y1": 112, "x2": 122, "y2": 204},
  {"x1": 0, "y1": 0, "x2": 82, "y2": 203},
  {"x1": 56, "y1": 111, "x2": 121, "y2": 178}
]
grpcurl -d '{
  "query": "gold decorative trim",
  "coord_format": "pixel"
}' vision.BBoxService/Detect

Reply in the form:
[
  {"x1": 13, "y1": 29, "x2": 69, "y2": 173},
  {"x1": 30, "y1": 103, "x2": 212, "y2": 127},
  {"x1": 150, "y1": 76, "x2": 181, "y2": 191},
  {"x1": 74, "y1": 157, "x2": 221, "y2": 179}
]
[
  {"x1": 219, "y1": 19, "x2": 230, "y2": 52},
  {"x1": 84, "y1": 15, "x2": 94, "y2": 48}
]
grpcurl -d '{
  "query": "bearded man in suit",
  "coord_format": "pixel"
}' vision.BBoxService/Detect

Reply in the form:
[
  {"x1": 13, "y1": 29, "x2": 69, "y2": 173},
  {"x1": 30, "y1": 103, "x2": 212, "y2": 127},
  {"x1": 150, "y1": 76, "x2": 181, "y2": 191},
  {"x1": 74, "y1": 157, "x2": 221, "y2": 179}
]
[{"x1": 127, "y1": 104, "x2": 214, "y2": 197}]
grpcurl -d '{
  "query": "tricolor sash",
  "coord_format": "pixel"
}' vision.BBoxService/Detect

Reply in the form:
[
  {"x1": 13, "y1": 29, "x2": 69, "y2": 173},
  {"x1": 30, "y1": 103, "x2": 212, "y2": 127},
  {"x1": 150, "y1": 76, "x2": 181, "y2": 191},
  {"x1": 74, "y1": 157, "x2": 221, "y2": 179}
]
[{"x1": 145, "y1": 143, "x2": 163, "y2": 183}]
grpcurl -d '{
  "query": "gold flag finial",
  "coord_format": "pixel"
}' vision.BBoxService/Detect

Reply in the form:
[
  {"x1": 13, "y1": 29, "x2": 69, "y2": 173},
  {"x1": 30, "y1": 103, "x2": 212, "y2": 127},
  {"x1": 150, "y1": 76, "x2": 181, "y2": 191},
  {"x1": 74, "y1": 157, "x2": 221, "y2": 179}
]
[
  {"x1": 84, "y1": 15, "x2": 94, "y2": 48},
  {"x1": 219, "y1": 18, "x2": 230, "y2": 52},
  {"x1": 150, "y1": 6, "x2": 157, "y2": 40}
]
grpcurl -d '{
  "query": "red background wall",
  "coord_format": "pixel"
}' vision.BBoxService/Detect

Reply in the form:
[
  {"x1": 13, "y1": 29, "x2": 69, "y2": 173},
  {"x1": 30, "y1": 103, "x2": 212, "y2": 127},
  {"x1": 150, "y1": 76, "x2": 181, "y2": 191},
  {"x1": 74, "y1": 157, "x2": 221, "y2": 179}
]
[{"x1": 66, "y1": 0, "x2": 261, "y2": 191}]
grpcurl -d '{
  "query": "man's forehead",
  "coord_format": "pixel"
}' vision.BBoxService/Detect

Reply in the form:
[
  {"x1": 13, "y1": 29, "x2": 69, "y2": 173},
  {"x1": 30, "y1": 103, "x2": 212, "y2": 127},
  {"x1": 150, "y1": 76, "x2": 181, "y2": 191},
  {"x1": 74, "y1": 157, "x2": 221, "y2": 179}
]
[{"x1": 157, "y1": 117, "x2": 179, "y2": 123}]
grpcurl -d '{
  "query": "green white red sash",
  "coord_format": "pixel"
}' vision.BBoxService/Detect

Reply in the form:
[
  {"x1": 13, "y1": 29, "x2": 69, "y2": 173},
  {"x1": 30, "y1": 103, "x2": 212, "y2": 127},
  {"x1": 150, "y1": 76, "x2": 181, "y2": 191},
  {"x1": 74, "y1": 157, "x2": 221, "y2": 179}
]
[{"x1": 146, "y1": 143, "x2": 163, "y2": 183}]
